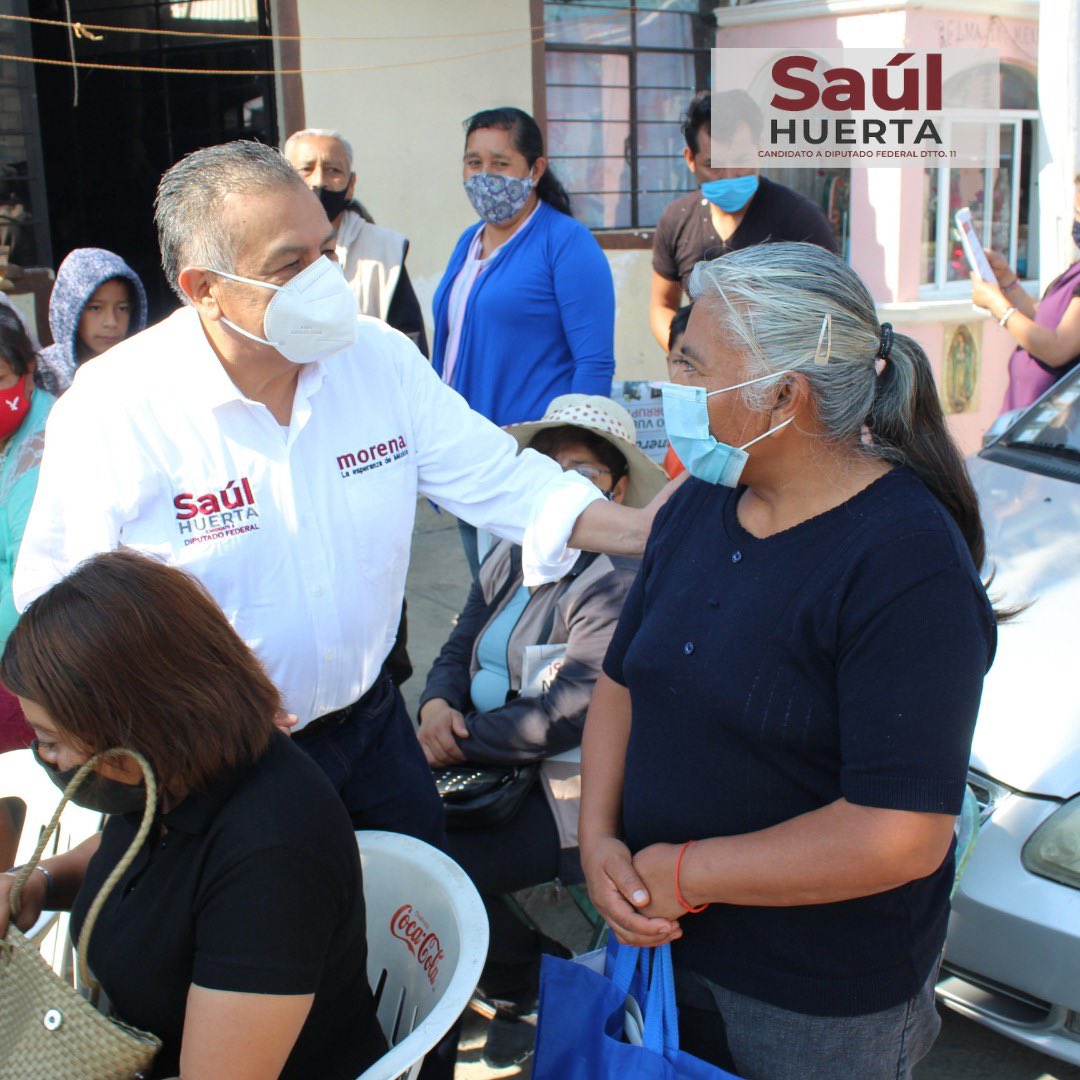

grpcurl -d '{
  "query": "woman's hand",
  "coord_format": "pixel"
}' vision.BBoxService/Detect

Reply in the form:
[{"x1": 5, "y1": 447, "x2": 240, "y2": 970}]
[
  {"x1": 273, "y1": 709, "x2": 298, "y2": 736},
  {"x1": 970, "y1": 271, "x2": 1006, "y2": 315},
  {"x1": 0, "y1": 866, "x2": 48, "y2": 936},
  {"x1": 581, "y1": 835, "x2": 681, "y2": 948},
  {"x1": 984, "y1": 247, "x2": 1018, "y2": 290},
  {"x1": 417, "y1": 699, "x2": 469, "y2": 767},
  {"x1": 631, "y1": 842, "x2": 696, "y2": 922}
]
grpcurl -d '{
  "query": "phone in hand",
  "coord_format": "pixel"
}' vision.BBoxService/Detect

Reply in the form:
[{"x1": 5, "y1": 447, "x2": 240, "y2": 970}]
[{"x1": 955, "y1": 207, "x2": 996, "y2": 283}]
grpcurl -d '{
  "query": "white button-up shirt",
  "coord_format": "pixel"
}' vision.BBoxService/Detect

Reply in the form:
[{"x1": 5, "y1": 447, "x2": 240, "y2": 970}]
[{"x1": 14, "y1": 308, "x2": 601, "y2": 726}]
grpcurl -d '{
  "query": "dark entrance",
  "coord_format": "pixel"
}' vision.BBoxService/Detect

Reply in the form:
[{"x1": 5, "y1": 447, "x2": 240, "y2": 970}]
[{"x1": 30, "y1": 0, "x2": 280, "y2": 319}]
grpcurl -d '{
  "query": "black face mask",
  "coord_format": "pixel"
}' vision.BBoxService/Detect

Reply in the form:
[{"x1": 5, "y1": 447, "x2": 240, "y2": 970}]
[
  {"x1": 32, "y1": 740, "x2": 147, "y2": 816},
  {"x1": 313, "y1": 186, "x2": 351, "y2": 222}
]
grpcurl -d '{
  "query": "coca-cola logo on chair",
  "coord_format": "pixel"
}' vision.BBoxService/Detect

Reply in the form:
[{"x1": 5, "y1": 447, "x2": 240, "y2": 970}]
[{"x1": 390, "y1": 904, "x2": 445, "y2": 988}]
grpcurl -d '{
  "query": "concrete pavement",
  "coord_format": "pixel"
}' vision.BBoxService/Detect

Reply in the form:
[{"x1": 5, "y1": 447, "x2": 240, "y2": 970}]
[{"x1": 400, "y1": 499, "x2": 1079, "y2": 1080}]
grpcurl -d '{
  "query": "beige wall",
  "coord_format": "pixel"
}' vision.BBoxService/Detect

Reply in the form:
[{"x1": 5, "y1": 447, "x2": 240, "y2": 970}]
[
  {"x1": 293, "y1": 0, "x2": 536, "y2": 341},
  {"x1": 291, "y1": 0, "x2": 663, "y2": 380}
]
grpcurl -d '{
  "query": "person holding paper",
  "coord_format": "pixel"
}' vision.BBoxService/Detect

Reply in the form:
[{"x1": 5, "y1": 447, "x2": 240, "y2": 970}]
[
  {"x1": 417, "y1": 395, "x2": 666, "y2": 1070},
  {"x1": 970, "y1": 180, "x2": 1080, "y2": 411}
]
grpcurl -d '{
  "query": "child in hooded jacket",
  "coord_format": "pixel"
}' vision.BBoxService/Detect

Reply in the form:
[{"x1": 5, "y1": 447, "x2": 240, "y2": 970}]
[{"x1": 37, "y1": 248, "x2": 148, "y2": 396}]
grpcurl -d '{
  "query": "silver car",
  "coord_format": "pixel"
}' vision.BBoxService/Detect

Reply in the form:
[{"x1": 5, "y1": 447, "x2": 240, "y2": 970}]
[{"x1": 937, "y1": 370, "x2": 1080, "y2": 1065}]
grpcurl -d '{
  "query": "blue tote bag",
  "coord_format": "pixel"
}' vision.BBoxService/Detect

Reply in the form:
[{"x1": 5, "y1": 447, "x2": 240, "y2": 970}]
[{"x1": 533, "y1": 939, "x2": 742, "y2": 1079}]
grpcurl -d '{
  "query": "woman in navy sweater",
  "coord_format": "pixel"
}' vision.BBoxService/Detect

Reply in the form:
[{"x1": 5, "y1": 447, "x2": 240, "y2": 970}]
[
  {"x1": 433, "y1": 107, "x2": 616, "y2": 575},
  {"x1": 580, "y1": 242, "x2": 1001, "y2": 1079}
]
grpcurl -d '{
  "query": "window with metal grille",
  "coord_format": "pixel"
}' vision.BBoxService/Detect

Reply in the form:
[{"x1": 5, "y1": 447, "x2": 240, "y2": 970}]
[{"x1": 542, "y1": 1, "x2": 714, "y2": 231}]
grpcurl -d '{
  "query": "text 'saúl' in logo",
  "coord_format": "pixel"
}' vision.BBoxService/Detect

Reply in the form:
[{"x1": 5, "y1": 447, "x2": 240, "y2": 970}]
[
  {"x1": 711, "y1": 48, "x2": 1000, "y2": 168},
  {"x1": 390, "y1": 903, "x2": 444, "y2": 988},
  {"x1": 173, "y1": 477, "x2": 260, "y2": 548}
]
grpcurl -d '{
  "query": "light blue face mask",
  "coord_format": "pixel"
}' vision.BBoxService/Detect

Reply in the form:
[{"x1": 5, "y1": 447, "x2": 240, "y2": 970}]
[
  {"x1": 662, "y1": 372, "x2": 793, "y2": 487},
  {"x1": 700, "y1": 174, "x2": 759, "y2": 213}
]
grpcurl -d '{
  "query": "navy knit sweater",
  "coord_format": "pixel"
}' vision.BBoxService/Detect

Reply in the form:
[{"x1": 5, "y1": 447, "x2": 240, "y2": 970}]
[{"x1": 603, "y1": 468, "x2": 996, "y2": 1016}]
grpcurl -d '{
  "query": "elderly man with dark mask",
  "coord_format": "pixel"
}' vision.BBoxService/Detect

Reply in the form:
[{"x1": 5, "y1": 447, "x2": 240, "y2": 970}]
[
  {"x1": 14, "y1": 140, "x2": 667, "y2": 848},
  {"x1": 284, "y1": 127, "x2": 428, "y2": 355}
]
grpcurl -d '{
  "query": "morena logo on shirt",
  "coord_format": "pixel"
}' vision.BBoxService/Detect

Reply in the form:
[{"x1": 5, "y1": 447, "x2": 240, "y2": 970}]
[
  {"x1": 336, "y1": 433, "x2": 408, "y2": 479},
  {"x1": 389, "y1": 903, "x2": 444, "y2": 988},
  {"x1": 172, "y1": 477, "x2": 261, "y2": 548}
]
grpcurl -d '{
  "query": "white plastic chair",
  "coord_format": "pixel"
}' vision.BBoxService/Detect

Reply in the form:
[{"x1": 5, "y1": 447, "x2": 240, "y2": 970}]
[
  {"x1": 0, "y1": 748, "x2": 102, "y2": 978},
  {"x1": 356, "y1": 830, "x2": 489, "y2": 1080}
]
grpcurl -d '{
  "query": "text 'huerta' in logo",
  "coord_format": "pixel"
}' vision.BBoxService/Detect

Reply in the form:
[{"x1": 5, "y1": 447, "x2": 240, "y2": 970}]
[
  {"x1": 711, "y1": 48, "x2": 1000, "y2": 168},
  {"x1": 336, "y1": 433, "x2": 408, "y2": 479},
  {"x1": 173, "y1": 478, "x2": 260, "y2": 547}
]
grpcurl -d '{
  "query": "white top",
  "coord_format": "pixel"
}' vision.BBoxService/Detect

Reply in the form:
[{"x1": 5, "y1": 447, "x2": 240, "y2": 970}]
[
  {"x1": 13, "y1": 308, "x2": 601, "y2": 726},
  {"x1": 441, "y1": 201, "x2": 542, "y2": 389},
  {"x1": 335, "y1": 210, "x2": 406, "y2": 322}
]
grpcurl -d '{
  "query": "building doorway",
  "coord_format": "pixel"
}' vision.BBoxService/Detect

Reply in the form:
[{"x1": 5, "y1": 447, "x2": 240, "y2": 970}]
[{"x1": 30, "y1": 0, "x2": 279, "y2": 319}]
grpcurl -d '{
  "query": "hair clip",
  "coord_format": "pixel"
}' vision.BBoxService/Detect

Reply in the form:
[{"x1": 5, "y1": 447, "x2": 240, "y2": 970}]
[{"x1": 814, "y1": 313, "x2": 832, "y2": 366}]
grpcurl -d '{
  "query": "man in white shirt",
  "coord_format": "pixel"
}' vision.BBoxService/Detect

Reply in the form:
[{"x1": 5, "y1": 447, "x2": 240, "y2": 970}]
[
  {"x1": 283, "y1": 127, "x2": 428, "y2": 356},
  {"x1": 14, "y1": 140, "x2": 655, "y2": 845}
]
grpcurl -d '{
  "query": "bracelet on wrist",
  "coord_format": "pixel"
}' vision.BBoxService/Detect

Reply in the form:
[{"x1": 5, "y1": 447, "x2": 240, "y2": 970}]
[
  {"x1": 674, "y1": 840, "x2": 708, "y2": 914},
  {"x1": 1002, "y1": 276, "x2": 1020, "y2": 291},
  {"x1": 998, "y1": 305, "x2": 1018, "y2": 328}
]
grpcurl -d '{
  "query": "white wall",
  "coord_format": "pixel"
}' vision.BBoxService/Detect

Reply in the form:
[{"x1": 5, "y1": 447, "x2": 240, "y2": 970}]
[
  {"x1": 292, "y1": 0, "x2": 664, "y2": 380},
  {"x1": 293, "y1": 0, "x2": 537, "y2": 341}
]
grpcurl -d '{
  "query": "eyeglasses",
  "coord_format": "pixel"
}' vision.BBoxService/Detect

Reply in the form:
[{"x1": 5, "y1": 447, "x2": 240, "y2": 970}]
[{"x1": 563, "y1": 463, "x2": 612, "y2": 483}]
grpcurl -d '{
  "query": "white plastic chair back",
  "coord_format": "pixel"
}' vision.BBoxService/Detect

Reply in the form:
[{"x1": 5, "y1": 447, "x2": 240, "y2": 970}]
[
  {"x1": 0, "y1": 748, "x2": 102, "y2": 977},
  {"x1": 356, "y1": 830, "x2": 489, "y2": 1080}
]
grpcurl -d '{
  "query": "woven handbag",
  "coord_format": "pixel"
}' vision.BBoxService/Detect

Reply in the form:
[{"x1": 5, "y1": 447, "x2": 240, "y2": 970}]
[{"x1": 0, "y1": 749, "x2": 163, "y2": 1079}]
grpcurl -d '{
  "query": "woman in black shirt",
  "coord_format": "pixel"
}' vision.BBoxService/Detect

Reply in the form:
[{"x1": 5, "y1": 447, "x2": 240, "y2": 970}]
[
  {"x1": 0, "y1": 550, "x2": 386, "y2": 1079},
  {"x1": 580, "y1": 242, "x2": 999, "y2": 1079}
]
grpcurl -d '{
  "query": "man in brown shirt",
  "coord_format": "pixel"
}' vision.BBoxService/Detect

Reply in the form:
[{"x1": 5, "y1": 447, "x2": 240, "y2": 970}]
[{"x1": 649, "y1": 90, "x2": 837, "y2": 350}]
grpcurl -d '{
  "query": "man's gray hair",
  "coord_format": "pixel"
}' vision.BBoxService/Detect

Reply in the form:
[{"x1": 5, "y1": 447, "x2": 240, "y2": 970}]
[
  {"x1": 283, "y1": 128, "x2": 354, "y2": 167},
  {"x1": 154, "y1": 140, "x2": 305, "y2": 303}
]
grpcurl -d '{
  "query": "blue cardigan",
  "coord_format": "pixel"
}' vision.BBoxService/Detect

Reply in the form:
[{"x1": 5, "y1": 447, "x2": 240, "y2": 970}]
[{"x1": 432, "y1": 201, "x2": 615, "y2": 427}]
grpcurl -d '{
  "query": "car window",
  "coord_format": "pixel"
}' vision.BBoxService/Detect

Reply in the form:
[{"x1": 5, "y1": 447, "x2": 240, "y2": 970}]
[{"x1": 999, "y1": 370, "x2": 1080, "y2": 460}]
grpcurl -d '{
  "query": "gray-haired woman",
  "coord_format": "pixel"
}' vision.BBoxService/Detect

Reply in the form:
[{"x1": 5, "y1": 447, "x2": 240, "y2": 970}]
[{"x1": 579, "y1": 242, "x2": 999, "y2": 1079}]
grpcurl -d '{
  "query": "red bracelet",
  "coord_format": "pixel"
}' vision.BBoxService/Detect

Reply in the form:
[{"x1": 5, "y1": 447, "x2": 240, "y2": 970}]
[{"x1": 675, "y1": 840, "x2": 708, "y2": 913}]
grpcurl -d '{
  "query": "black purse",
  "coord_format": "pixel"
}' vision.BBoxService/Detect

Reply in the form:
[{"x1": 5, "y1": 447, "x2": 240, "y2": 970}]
[{"x1": 433, "y1": 763, "x2": 540, "y2": 829}]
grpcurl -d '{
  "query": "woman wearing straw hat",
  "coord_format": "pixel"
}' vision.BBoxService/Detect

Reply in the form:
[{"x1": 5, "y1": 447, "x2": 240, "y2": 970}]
[{"x1": 417, "y1": 394, "x2": 666, "y2": 1070}]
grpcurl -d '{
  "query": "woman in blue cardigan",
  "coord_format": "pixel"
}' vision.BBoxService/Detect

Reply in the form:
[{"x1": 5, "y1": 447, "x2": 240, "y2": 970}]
[{"x1": 433, "y1": 107, "x2": 616, "y2": 576}]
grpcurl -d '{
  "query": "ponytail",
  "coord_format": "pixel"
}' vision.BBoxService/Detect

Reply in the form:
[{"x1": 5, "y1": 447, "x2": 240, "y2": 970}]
[
  {"x1": 463, "y1": 106, "x2": 573, "y2": 217},
  {"x1": 865, "y1": 333, "x2": 986, "y2": 572},
  {"x1": 687, "y1": 242, "x2": 1014, "y2": 621}
]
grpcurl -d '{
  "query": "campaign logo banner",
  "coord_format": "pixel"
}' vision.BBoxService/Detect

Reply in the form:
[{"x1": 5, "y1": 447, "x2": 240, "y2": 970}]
[{"x1": 711, "y1": 49, "x2": 1000, "y2": 168}]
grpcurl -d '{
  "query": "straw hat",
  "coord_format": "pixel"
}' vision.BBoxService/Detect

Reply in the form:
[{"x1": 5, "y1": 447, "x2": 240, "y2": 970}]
[{"x1": 506, "y1": 394, "x2": 668, "y2": 509}]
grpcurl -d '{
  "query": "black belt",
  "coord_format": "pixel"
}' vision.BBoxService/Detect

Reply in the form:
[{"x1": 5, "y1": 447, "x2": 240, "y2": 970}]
[{"x1": 292, "y1": 673, "x2": 391, "y2": 742}]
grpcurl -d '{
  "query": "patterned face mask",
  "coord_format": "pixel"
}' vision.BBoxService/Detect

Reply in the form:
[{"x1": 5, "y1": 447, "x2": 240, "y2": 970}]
[{"x1": 463, "y1": 171, "x2": 534, "y2": 225}]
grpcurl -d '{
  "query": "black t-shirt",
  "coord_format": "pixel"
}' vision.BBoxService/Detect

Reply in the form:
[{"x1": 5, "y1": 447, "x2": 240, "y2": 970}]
[
  {"x1": 652, "y1": 178, "x2": 838, "y2": 291},
  {"x1": 603, "y1": 468, "x2": 996, "y2": 1017},
  {"x1": 71, "y1": 733, "x2": 386, "y2": 1079}
]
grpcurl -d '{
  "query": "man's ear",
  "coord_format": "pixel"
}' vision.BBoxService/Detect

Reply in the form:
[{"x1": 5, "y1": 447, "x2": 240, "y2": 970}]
[
  {"x1": 613, "y1": 474, "x2": 630, "y2": 504},
  {"x1": 683, "y1": 146, "x2": 697, "y2": 177},
  {"x1": 178, "y1": 268, "x2": 222, "y2": 321}
]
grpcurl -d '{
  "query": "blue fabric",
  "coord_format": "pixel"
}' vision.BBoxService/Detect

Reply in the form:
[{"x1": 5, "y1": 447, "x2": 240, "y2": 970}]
[
  {"x1": 38, "y1": 247, "x2": 148, "y2": 396},
  {"x1": 432, "y1": 201, "x2": 615, "y2": 426},
  {"x1": 470, "y1": 584, "x2": 531, "y2": 712},
  {"x1": 602, "y1": 468, "x2": 996, "y2": 1017},
  {"x1": 534, "y1": 940, "x2": 740, "y2": 1079}
]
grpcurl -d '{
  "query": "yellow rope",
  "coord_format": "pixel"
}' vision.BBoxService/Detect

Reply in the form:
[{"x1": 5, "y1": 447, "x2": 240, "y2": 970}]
[
  {"x1": 0, "y1": 29, "x2": 545, "y2": 77},
  {"x1": 0, "y1": 8, "x2": 625, "y2": 44}
]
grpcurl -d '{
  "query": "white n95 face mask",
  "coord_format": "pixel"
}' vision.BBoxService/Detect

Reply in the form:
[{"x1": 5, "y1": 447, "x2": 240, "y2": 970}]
[{"x1": 207, "y1": 255, "x2": 358, "y2": 364}]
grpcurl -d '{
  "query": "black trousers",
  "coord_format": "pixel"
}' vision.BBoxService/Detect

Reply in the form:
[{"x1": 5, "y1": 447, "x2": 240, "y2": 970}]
[{"x1": 445, "y1": 784, "x2": 567, "y2": 1006}]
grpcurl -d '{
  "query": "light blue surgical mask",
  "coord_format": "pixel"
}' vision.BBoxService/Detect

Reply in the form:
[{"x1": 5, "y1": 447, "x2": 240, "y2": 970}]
[
  {"x1": 701, "y1": 174, "x2": 759, "y2": 214},
  {"x1": 662, "y1": 371, "x2": 793, "y2": 487}
]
